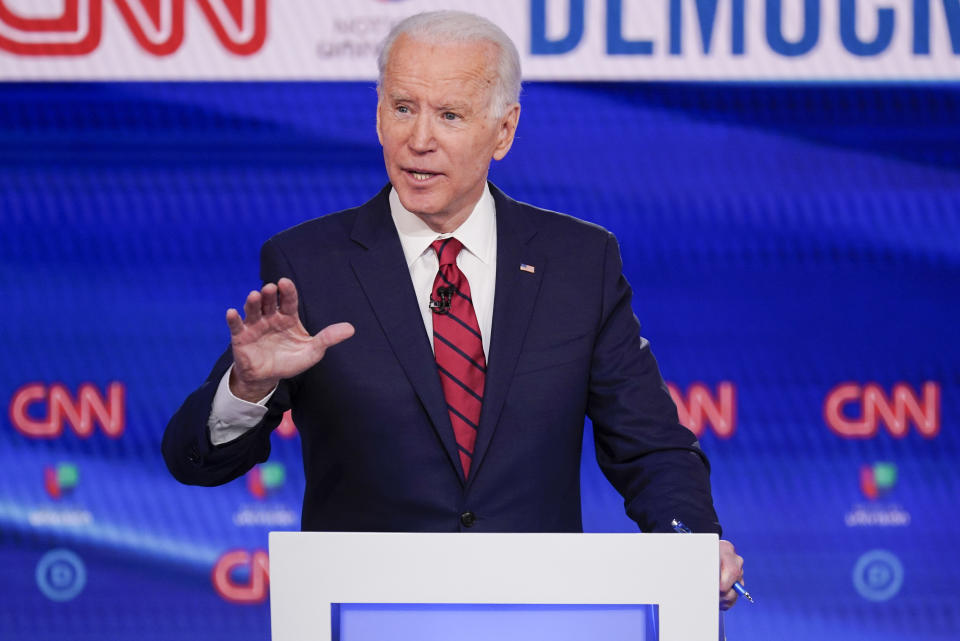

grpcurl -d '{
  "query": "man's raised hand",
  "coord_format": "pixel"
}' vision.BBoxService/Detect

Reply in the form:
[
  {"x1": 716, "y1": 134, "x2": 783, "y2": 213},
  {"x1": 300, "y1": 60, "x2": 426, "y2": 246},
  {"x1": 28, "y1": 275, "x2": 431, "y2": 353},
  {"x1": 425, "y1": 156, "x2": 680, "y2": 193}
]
[{"x1": 225, "y1": 277, "x2": 355, "y2": 402}]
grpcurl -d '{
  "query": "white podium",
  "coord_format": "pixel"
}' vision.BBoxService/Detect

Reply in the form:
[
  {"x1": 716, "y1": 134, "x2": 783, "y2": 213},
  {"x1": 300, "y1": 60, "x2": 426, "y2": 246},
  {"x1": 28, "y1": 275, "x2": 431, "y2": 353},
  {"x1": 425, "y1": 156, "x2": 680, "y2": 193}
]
[{"x1": 269, "y1": 532, "x2": 718, "y2": 641}]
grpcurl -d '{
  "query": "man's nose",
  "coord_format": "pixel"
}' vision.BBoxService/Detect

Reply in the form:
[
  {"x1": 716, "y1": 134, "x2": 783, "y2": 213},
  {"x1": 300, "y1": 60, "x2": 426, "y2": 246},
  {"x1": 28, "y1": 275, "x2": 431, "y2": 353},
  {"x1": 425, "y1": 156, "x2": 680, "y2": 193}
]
[{"x1": 408, "y1": 114, "x2": 437, "y2": 153}]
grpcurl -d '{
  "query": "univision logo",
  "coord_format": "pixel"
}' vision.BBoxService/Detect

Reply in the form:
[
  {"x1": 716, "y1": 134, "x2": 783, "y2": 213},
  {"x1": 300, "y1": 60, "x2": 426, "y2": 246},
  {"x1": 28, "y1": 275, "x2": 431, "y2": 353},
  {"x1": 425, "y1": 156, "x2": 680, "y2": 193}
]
[
  {"x1": 44, "y1": 463, "x2": 79, "y2": 499},
  {"x1": 845, "y1": 462, "x2": 910, "y2": 528},
  {"x1": 246, "y1": 462, "x2": 285, "y2": 499},
  {"x1": 234, "y1": 462, "x2": 296, "y2": 526},
  {"x1": 860, "y1": 462, "x2": 897, "y2": 500}
]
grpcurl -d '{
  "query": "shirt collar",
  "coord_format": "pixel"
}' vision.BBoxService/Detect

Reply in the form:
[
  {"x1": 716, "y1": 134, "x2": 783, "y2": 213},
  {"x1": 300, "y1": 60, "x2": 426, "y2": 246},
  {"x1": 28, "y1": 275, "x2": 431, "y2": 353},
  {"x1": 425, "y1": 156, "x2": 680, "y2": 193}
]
[{"x1": 390, "y1": 184, "x2": 496, "y2": 268}]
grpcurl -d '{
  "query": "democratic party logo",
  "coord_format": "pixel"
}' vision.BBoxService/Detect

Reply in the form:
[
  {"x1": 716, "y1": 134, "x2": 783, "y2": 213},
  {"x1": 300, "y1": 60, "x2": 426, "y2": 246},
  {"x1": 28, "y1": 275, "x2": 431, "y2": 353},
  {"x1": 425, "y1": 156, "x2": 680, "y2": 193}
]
[
  {"x1": 247, "y1": 462, "x2": 285, "y2": 499},
  {"x1": 0, "y1": 0, "x2": 268, "y2": 57},
  {"x1": 212, "y1": 549, "x2": 269, "y2": 604},
  {"x1": 531, "y1": 0, "x2": 960, "y2": 60},
  {"x1": 44, "y1": 463, "x2": 79, "y2": 499},
  {"x1": 860, "y1": 462, "x2": 897, "y2": 500},
  {"x1": 36, "y1": 548, "x2": 87, "y2": 602},
  {"x1": 852, "y1": 549, "x2": 904, "y2": 602}
]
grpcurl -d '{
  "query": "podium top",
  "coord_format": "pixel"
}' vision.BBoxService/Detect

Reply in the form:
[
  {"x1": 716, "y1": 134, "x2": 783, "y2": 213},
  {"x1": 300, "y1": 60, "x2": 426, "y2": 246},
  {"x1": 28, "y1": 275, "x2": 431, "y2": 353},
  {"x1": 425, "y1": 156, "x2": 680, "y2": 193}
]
[{"x1": 269, "y1": 532, "x2": 718, "y2": 641}]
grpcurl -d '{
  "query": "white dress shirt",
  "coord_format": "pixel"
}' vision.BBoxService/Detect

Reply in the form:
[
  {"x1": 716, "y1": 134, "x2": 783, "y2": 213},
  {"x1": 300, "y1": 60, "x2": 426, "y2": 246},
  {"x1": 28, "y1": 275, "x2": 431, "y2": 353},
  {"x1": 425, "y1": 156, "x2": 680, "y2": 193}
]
[{"x1": 207, "y1": 185, "x2": 498, "y2": 445}]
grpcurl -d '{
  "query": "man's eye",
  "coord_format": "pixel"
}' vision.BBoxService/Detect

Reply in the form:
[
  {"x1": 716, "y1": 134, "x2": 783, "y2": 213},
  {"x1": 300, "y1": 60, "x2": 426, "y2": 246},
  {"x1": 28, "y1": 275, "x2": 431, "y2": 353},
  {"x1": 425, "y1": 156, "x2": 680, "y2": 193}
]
[
  {"x1": 443, "y1": 112, "x2": 459, "y2": 121},
  {"x1": 396, "y1": 105, "x2": 410, "y2": 114}
]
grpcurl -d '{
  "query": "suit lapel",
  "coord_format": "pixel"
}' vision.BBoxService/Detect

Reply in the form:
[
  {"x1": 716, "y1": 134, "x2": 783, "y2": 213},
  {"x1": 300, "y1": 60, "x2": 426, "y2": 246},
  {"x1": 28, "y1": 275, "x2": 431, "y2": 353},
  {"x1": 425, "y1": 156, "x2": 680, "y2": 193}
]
[
  {"x1": 349, "y1": 187, "x2": 466, "y2": 484},
  {"x1": 468, "y1": 185, "x2": 545, "y2": 486}
]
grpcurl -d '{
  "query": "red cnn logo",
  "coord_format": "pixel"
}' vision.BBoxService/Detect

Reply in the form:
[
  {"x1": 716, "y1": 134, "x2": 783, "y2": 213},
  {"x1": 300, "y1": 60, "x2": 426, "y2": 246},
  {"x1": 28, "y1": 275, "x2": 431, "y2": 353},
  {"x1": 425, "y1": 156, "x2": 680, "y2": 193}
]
[
  {"x1": 10, "y1": 382, "x2": 125, "y2": 438},
  {"x1": 667, "y1": 382, "x2": 736, "y2": 438},
  {"x1": 824, "y1": 382, "x2": 940, "y2": 439},
  {"x1": 0, "y1": 0, "x2": 267, "y2": 57},
  {"x1": 212, "y1": 549, "x2": 269, "y2": 604},
  {"x1": 276, "y1": 409, "x2": 296, "y2": 438}
]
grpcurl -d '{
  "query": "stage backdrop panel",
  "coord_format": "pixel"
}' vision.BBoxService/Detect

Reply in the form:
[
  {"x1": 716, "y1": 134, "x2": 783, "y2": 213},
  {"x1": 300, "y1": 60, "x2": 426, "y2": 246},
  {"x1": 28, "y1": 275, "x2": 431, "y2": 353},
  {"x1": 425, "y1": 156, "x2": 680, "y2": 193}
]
[{"x1": 1, "y1": 3, "x2": 959, "y2": 640}]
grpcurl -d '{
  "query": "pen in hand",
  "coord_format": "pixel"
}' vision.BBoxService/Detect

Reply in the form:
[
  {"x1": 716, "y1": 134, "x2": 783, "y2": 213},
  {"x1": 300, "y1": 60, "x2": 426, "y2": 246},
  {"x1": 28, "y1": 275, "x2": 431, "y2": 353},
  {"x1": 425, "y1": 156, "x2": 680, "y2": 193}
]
[{"x1": 671, "y1": 518, "x2": 754, "y2": 604}]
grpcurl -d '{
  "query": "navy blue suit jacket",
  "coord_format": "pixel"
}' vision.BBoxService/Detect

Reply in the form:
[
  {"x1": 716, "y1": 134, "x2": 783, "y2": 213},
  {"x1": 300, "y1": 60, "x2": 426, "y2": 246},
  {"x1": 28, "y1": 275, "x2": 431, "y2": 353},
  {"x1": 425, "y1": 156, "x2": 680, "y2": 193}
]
[{"x1": 163, "y1": 184, "x2": 721, "y2": 534}]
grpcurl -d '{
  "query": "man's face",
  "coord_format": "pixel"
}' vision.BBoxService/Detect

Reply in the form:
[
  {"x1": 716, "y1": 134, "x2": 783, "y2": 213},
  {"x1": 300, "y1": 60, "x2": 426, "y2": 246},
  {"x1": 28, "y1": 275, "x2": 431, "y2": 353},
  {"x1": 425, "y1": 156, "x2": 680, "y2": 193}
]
[{"x1": 377, "y1": 35, "x2": 520, "y2": 232}]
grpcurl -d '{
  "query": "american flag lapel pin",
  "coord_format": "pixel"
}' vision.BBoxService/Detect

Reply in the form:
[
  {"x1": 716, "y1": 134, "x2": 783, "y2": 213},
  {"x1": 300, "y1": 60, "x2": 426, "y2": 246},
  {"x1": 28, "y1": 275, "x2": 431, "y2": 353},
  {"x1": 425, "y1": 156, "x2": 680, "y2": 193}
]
[{"x1": 520, "y1": 263, "x2": 535, "y2": 274}]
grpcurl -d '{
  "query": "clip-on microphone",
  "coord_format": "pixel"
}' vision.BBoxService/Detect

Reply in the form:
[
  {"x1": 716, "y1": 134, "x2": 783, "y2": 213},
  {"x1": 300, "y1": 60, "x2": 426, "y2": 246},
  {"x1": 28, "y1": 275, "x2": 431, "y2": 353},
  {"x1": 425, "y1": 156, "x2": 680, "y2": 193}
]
[{"x1": 429, "y1": 286, "x2": 454, "y2": 315}]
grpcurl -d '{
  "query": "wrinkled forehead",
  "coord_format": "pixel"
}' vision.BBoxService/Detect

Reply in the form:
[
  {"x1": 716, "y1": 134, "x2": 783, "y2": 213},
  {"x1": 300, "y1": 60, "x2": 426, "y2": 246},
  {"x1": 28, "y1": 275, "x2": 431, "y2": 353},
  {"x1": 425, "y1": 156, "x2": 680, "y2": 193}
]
[{"x1": 380, "y1": 35, "x2": 499, "y2": 102}]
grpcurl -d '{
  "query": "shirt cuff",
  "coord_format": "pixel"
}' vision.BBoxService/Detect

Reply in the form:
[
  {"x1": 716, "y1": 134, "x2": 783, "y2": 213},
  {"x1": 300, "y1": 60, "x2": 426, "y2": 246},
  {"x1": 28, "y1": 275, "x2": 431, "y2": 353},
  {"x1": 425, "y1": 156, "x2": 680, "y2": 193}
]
[{"x1": 207, "y1": 364, "x2": 278, "y2": 446}]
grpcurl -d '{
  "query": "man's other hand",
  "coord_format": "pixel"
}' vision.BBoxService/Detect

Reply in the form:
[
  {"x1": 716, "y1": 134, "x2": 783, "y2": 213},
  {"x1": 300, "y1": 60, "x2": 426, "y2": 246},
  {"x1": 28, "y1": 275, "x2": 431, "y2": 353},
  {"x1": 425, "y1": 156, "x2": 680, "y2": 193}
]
[
  {"x1": 226, "y1": 277, "x2": 355, "y2": 402},
  {"x1": 719, "y1": 539, "x2": 744, "y2": 610}
]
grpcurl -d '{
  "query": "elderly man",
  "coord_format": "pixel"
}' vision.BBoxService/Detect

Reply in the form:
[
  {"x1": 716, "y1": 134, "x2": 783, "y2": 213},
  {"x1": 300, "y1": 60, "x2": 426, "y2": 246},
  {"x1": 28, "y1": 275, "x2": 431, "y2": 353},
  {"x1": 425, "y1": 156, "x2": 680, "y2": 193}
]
[{"x1": 163, "y1": 10, "x2": 745, "y2": 609}]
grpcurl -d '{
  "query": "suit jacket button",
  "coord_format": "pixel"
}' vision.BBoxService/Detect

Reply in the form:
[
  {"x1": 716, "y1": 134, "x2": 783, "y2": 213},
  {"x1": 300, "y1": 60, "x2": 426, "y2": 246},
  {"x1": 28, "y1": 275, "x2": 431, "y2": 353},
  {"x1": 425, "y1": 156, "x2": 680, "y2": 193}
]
[
  {"x1": 460, "y1": 512, "x2": 476, "y2": 528},
  {"x1": 187, "y1": 448, "x2": 201, "y2": 464}
]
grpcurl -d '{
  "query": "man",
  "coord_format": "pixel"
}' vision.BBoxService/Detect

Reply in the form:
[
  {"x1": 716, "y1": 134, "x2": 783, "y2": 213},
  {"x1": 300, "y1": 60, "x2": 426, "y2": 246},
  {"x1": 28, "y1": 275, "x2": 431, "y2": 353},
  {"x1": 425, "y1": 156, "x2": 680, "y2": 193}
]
[{"x1": 162, "y1": 11, "x2": 745, "y2": 609}]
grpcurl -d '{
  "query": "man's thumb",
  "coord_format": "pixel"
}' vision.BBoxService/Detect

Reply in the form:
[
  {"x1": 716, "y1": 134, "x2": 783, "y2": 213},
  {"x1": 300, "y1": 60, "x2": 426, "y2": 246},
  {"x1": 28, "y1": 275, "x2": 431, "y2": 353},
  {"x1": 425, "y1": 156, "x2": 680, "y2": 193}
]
[{"x1": 315, "y1": 322, "x2": 355, "y2": 352}]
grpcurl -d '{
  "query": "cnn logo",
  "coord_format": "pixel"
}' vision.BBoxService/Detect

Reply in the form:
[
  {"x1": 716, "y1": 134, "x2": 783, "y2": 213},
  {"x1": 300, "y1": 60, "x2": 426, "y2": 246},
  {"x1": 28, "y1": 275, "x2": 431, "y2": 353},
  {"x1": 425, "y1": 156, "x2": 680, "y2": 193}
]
[
  {"x1": 0, "y1": 0, "x2": 267, "y2": 56},
  {"x1": 667, "y1": 382, "x2": 736, "y2": 438},
  {"x1": 10, "y1": 382, "x2": 125, "y2": 438},
  {"x1": 824, "y1": 382, "x2": 940, "y2": 438},
  {"x1": 276, "y1": 409, "x2": 296, "y2": 438},
  {"x1": 212, "y1": 549, "x2": 269, "y2": 604}
]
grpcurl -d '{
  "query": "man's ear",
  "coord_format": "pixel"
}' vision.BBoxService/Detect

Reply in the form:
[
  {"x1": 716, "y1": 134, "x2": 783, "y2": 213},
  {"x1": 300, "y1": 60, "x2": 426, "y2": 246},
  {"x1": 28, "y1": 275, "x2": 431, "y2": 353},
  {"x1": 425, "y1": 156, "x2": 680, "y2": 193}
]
[
  {"x1": 492, "y1": 103, "x2": 521, "y2": 161},
  {"x1": 375, "y1": 96, "x2": 384, "y2": 145}
]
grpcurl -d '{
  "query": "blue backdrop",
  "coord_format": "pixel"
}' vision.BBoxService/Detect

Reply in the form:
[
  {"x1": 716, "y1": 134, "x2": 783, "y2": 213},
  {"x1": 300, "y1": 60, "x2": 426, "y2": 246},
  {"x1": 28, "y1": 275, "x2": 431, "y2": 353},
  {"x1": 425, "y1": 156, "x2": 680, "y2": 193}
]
[{"x1": 1, "y1": 81, "x2": 958, "y2": 640}]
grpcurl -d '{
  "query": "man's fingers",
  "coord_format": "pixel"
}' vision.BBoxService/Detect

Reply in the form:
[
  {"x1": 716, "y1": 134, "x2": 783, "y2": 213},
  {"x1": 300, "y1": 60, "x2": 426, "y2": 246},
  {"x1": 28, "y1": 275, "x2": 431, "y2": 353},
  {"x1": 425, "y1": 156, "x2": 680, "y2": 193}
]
[
  {"x1": 720, "y1": 558, "x2": 744, "y2": 591},
  {"x1": 226, "y1": 308, "x2": 244, "y2": 336},
  {"x1": 261, "y1": 283, "x2": 279, "y2": 318},
  {"x1": 243, "y1": 290, "x2": 263, "y2": 325},
  {"x1": 314, "y1": 322, "x2": 356, "y2": 353},
  {"x1": 277, "y1": 277, "x2": 299, "y2": 316},
  {"x1": 717, "y1": 539, "x2": 745, "y2": 611}
]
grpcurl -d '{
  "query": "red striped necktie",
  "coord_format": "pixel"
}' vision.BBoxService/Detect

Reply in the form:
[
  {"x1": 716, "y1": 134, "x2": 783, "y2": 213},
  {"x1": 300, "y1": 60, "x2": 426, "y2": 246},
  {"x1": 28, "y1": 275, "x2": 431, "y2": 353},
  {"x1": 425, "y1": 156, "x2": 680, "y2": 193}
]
[{"x1": 429, "y1": 237, "x2": 485, "y2": 479}]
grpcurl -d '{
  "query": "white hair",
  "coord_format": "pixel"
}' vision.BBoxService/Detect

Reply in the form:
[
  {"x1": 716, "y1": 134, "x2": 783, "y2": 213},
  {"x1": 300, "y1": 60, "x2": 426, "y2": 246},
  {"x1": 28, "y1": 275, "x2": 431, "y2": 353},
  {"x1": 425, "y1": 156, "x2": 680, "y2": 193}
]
[{"x1": 377, "y1": 11, "x2": 522, "y2": 118}]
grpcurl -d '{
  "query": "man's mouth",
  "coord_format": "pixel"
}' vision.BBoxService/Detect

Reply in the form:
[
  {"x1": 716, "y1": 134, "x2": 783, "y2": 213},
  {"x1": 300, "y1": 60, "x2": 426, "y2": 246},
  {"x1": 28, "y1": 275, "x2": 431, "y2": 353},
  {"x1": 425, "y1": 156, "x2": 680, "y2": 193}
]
[{"x1": 406, "y1": 169, "x2": 440, "y2": 182}]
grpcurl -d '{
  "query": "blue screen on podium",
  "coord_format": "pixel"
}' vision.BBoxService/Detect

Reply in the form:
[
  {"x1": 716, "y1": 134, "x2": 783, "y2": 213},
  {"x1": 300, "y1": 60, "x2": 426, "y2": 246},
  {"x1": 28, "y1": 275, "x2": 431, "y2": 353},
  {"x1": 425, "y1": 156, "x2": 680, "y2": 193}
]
[{"x1": 333, "y1": 603, "x2": 658, "y2": 641}]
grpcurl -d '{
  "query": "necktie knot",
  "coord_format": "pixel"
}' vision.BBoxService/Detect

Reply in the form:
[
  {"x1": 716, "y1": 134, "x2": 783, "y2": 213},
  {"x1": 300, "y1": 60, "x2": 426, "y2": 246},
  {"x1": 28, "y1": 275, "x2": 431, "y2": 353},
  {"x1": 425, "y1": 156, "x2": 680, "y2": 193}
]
[{"x1": 431, "y1": 237, "x2": 463, "y2": 267}]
